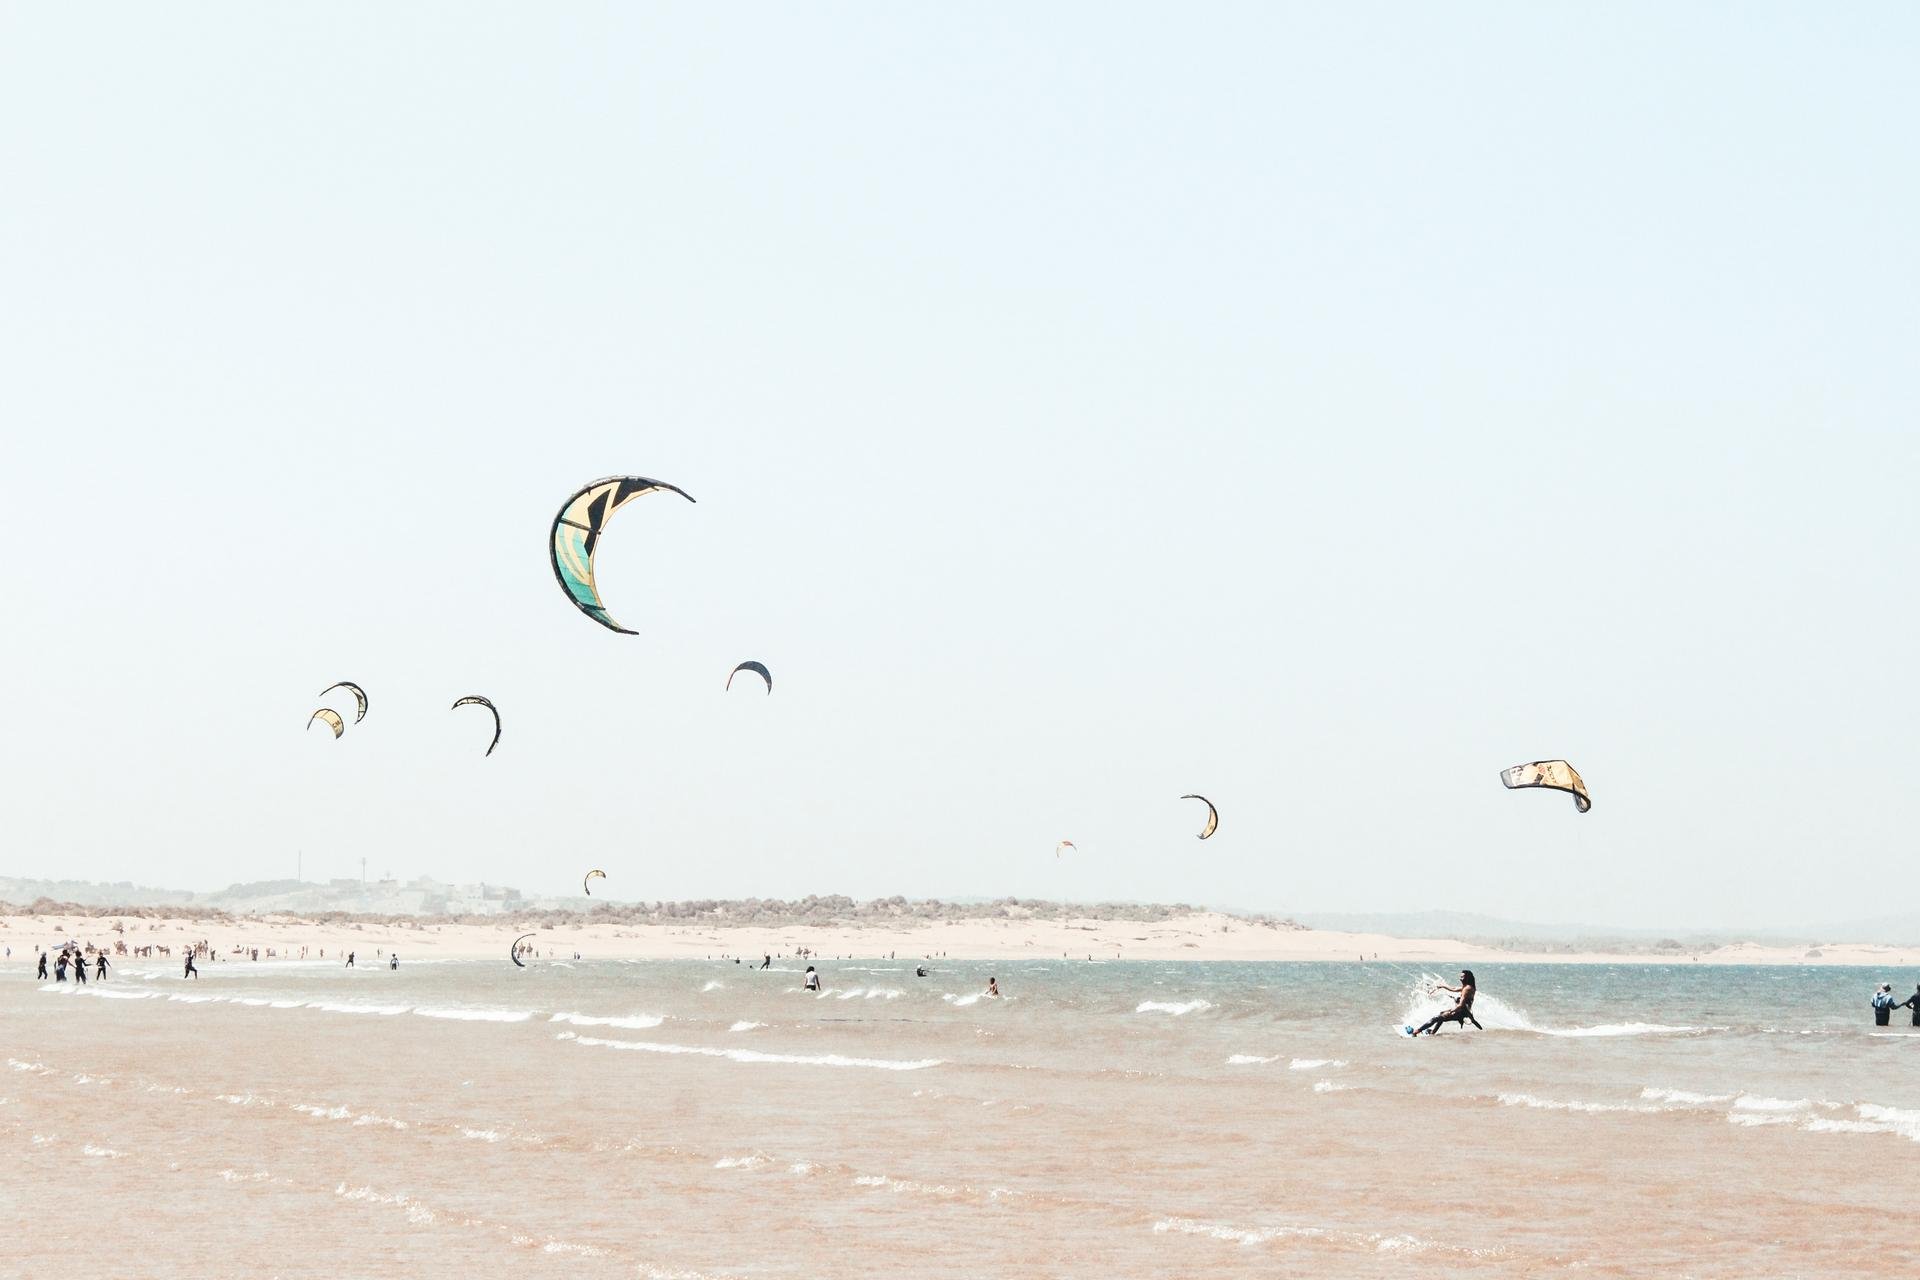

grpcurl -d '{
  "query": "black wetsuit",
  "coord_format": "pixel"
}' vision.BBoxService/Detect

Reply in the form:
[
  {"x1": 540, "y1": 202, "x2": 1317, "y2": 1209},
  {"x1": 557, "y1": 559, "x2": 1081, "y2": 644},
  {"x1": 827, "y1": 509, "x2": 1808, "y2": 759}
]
[
  {"x1": 96, "y1": 956, "x2": 109, "y2": 980},
  {"x1": 74, "y1": 957, "x2": 87, "y2": 984},
  {"x1": 184, "y1": 955, "x2": 198, "y2": 979},
  {"x1": 1902, "y1": 993, "x2": 1920, "y2": 1027},
  {"x1": 1414, "y1": 987, "x2": 1480, "y2": 1035},
  {"x1": 36, "y1": 954, "x2": 47, "y2": 979}
]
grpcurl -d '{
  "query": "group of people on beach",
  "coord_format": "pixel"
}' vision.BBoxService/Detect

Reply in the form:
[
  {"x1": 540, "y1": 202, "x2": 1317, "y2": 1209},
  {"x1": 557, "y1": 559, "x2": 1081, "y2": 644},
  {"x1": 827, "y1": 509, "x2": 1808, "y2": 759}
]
[
  {"x1": 1871, "y1": 984, "x2": 1920, "y2": 1026},
  {"x1": 37, "y1": 944, "x2": 108, "y2": 983}
]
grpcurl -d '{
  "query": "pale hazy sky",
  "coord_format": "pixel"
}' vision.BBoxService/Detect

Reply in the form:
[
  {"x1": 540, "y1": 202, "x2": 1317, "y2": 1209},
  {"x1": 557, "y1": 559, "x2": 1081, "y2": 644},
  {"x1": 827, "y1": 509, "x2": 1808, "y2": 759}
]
[{"x1": 2, "y1": 5, "x2": 1914, "y2": 929}]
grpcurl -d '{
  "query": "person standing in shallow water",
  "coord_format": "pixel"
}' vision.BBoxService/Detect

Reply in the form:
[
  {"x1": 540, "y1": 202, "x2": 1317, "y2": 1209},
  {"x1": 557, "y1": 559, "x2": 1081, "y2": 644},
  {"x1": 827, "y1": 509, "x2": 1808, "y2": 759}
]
[
  {"x1": 36, "y1": 950, "x2": 48, "y2": 980},
  {"x1": 183, "y1": 951, "x2": 198, "y2": 979},
  {"x1": 1872, "y1": 984, "x2": 1897, "y2": 1026},
  {"x1": 1900, "y1": 985, "x2": 1920, "y2": 1027},
  {"x1": 95, "y1": 952, "x2": 109, "y2": 980},
  {"x1": 804, "y1": 966, "x2": 820, "y2": 992},
  {"x1": 54, "y1": 951, "x2": 68, "y2": 982}
]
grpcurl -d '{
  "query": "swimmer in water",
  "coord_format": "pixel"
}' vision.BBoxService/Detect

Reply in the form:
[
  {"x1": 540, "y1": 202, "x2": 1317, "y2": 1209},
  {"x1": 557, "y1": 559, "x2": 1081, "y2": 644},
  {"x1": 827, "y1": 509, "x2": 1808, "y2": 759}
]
[
  {"x1": 986, "y1": 977, "x2": 1000, "y2": 998},
  {"x1": 804, "y1": 965, "x2": 820, "y2": 992},
  {"x1": 1410, "y1": 969, "x2": 1480, "y2": 1035}
]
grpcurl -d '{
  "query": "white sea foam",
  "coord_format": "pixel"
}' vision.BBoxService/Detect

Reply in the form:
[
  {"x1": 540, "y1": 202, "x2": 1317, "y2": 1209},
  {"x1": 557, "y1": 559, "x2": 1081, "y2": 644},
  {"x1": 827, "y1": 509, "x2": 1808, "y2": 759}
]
[
  {"x1": 702, "y1": 981, "x2": 725, "y2": 992},
  {"x1": 558, "y1": 1031, "x2": 941, "y2": 1071},
  {"x1": 1497, "y1": 1092, "x2": 1659, "y2": 1114},
  {"x1": 549, "y1": 1011, "x2": 665, "y2": 1030},
  {"x1": 82, "y1": 1144, "x2": 123, "y2": 1158},
  {"x1": 944, "y1": 993, "x2": 983, "y2": 1007},
  {"x1": 461, "y1": 1127, "x2": 505, "y2": 1143},
  {"x1": 714, "y1": 1153, "x2": 771, "y2": 1170},
  {"x1": 293, "y1": 1103, "x2": 351, "y2": 1121},
  {"x1": 853, "y1": 1173, "x2": 963, "y2": 1197},
  {"x1": 335, "y1": 1182, "x2": 436, "y2": 1225},
  {"x1": 1640, "y1": 1087, "x2": 1736, "y2": 1106},
  {"x1": 1152, "y1": 1215, "x2": 1324, "y2": 1245},
  {"x1": 1731, "y1": 1094, "x2": 1817, "y2": 1113},
  {"x1": 1854, "y1": 1104, "x2": 1920, "y2": 1141},
  {"x1": 1136, "y1": 999, "x2": 1212, "y2": 1016},
  {"x1": 414, "y1": 1007, "x2": 533, "y2": 1023},
  {"x1": 729, "y1": 1021, "x2": 765, "y2": 1032},
  {"x1": 168, "y1": 993, "x2": 218, "y2": 1004},
  {"x1": 353, "y1": 1113, "x2": 409, "y2": 1130},
  {"x1": 1539, "y1": 1022, "x2": 1705, "y2": 1038},
  {"x1": 306, "y1": 1001, "x2": 409, "y2": 1017},
  {"x1": 1312, "y1": 1080, "x2": 1351, "y2": 1093},
  {"x1": 1226, "y1": 1054, "x2": 1278, "y2": 1065},
  {"x1": 1289, "y1": 1058, "x2": 1346, "y2": 1071}
]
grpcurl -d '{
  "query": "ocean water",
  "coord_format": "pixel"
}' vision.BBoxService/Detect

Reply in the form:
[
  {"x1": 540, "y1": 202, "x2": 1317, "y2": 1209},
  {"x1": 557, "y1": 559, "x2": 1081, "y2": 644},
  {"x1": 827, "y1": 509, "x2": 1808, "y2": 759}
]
[{"x1": 4, "y1": 957, "x2": 1917, "y2": 1277}]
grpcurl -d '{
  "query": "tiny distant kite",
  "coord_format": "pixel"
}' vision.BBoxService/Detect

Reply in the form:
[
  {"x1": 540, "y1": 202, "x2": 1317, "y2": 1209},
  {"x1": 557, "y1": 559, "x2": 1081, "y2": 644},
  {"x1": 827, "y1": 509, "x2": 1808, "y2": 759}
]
[
  {"x1": 451, "y1": 695, "x2": 501, "y2": 757},
  {"x1": 1055, "y1": 840, "x2": 1077, "y2": 859},
  {"x1": 308, "y1": 708, "x2": 345, "y2": 739},
  {"x1": 549, "y1": 475, "x2": 695, "y2": 634},
  {"x1": 1499, "y1": 760, "x2": 1591, "y2": 813},
  {"x1": 1180, "y1": 794, "x2": 1219, "y2": 840},
  {"x1": 726, "y1": 661, "x2": 772, "y2": 694},
  {"x1": 583, "y1": 869, "x2": 605, "y2": 896},
  {"x1": 318, "y1": 681, "x2": 368, "y2": 723},
  {"x1": 510, "y1": 932, "x2": 537, "y2": 967}
]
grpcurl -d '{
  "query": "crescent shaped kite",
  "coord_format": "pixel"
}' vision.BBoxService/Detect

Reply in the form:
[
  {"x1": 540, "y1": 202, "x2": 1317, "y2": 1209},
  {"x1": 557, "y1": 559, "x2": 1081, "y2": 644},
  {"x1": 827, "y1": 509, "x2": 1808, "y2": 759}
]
[
  {"x1": 1499, "y1": 760, "x2": 1591, "y2": 813},
  {"x1": 1180, "y1": 794, "x2": 1219, "y2": 840},
  {"x1": 451, "y1": 695, "x2": 501, "y2": 757},
  {"x1": 549, "y1": 475, "x2": 696, "y2": 634},
  {"x1": 511, "y1": 932, "x2": 536, "y2": 967},
  {"x1": 725, "y1": 661, "x2": 772, "y2": 694},
  {"x1": 583, "y1": 869, "x2": 605, "y2": 896},
  {"x1": 308, "y1": 708, "x2": 344, "y2": 739},
  {"x1": 1054, "y1": 839, "x2": 1077, "y2": 859},
  {"x1": 318, "y1": 682, "x2": 368, "y2": 723}
]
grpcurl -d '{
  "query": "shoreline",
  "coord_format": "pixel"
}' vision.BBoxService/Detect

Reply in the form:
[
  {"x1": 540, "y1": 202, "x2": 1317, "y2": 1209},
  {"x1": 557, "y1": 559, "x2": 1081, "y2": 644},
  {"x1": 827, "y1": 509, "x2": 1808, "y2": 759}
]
[{"x1": 2, "y1": 910, "x2": 1911, "y2": 968}]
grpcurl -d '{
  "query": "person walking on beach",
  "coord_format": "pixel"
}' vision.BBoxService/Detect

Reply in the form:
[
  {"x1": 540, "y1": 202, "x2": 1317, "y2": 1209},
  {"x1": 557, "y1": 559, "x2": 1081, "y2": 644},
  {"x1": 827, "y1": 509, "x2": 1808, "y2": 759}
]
[
  {"x1": 36, "y1": 950, "x2": 48, "y2": 980},
  {"x1": 1411, "y1": 970, "x2": 1481, "y2": 1035},
  {"x1": 1872, "y1": 984, "x2": 1897, "y2": 1027},
  {"x1": 183, "y1": 951, "x2": 198, "y2": 979},
  {"x1": 804, "y1": 966, "x2": 820, "y2": 992},
  {"x1": 94, "y1": 953, "x2": 109, "y2": 980}
]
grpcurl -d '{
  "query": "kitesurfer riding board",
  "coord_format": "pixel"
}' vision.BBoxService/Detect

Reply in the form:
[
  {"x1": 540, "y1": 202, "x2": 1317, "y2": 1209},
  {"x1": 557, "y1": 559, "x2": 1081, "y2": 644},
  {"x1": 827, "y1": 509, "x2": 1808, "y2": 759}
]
[{"x1": 1409, "y1": 970, "x2": 1480, "y2": 1035}]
